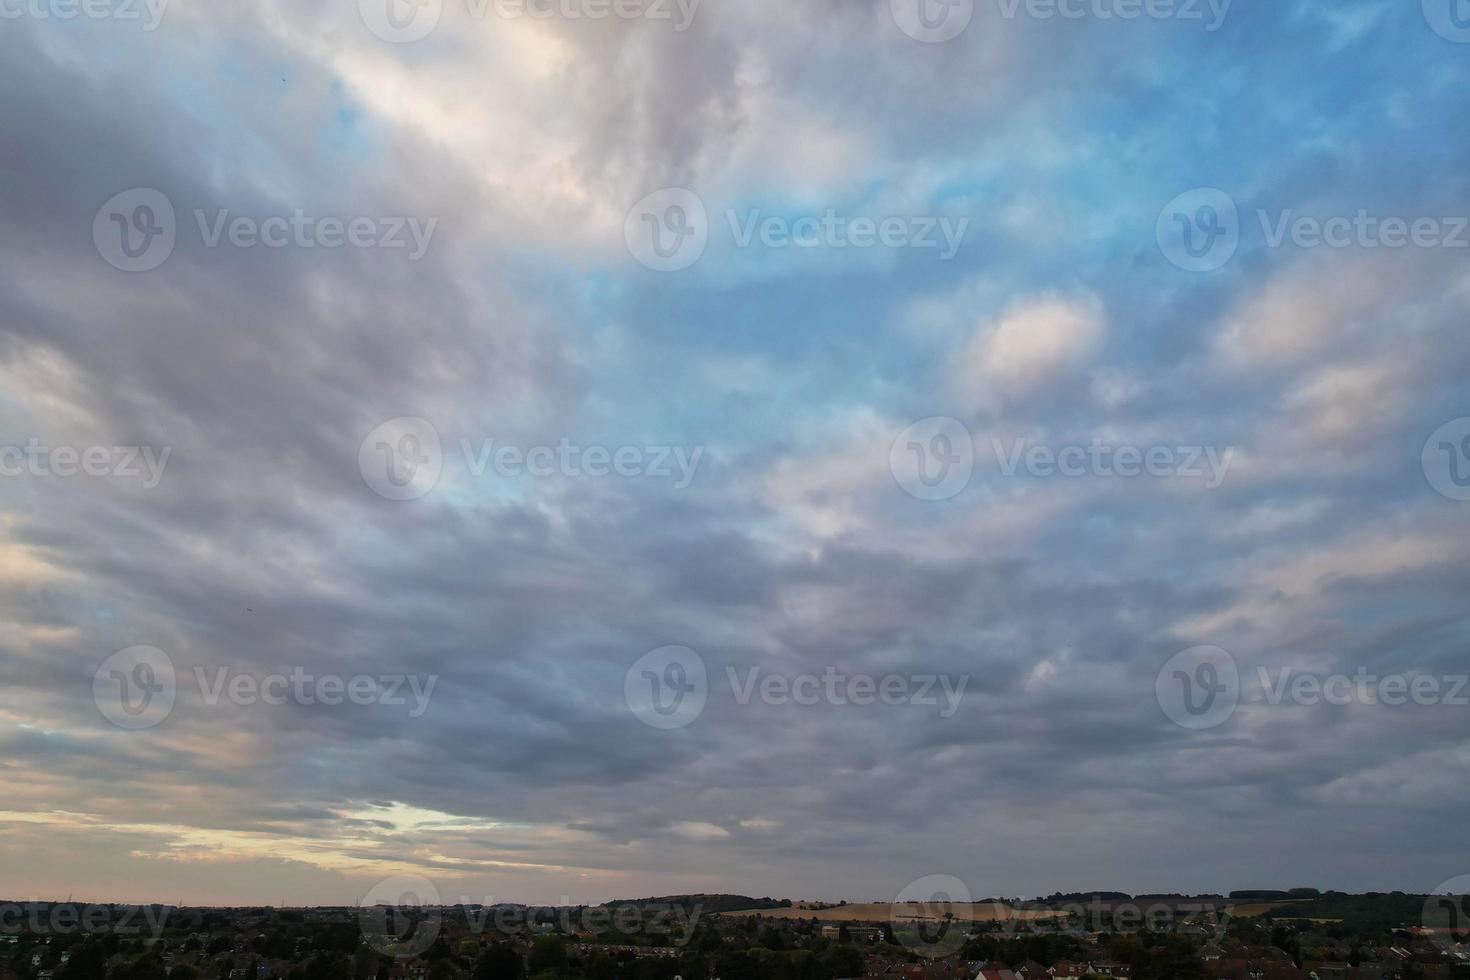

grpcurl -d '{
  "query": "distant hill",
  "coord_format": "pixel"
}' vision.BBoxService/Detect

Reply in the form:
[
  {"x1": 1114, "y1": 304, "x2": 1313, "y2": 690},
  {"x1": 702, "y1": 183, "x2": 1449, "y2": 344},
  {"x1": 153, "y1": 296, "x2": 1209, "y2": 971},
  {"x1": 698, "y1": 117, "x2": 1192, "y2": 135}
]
[
  {"x1": 1229, "y1": 889, "x2": 1323, "y2": 901},
  {"x1": 718, "y1": 903, "x2": 1067, "y2": 924},
  {"x1": 600, "y1": 894, "x2": 790, "y2": 914}
]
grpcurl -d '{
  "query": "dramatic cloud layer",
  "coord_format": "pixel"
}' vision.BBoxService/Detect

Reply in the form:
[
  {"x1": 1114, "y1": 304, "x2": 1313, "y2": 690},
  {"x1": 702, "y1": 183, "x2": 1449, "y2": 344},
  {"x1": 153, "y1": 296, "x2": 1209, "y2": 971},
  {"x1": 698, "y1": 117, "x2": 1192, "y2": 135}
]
[{"x1": 1, "y1": 0, "x2": 1468, "y2": 906}]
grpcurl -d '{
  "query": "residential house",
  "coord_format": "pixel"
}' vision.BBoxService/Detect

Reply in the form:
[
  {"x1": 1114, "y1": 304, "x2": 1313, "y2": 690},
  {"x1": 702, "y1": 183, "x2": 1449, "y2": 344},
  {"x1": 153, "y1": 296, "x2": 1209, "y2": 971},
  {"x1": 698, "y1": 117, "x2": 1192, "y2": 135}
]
[{"x1": 1048, "y1": 963, "x2": 1089, "y2": 979}]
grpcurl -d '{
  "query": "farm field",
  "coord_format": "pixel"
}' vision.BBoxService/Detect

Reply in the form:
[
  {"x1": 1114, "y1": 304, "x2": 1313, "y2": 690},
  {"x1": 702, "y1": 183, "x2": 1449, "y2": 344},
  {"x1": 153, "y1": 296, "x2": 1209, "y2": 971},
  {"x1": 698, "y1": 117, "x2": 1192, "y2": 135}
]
[{"x1": 720, "y1": 903, "x2": 1067, "y2": 924}]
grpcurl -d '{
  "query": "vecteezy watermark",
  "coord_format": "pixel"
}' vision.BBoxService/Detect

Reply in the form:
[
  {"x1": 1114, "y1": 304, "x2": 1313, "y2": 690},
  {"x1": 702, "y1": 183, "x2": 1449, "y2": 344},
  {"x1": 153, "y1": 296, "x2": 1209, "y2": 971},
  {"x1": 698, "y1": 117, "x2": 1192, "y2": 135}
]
[
  {"x1": 890, "y1": 416, "x2": 976, "y2": 502},
  {"x1": 1258, "y1": 210, "x2": 1470, "y2": 251},
  {"x1": 1157, "y1": 188, "x2": 1240, "y2": 272},
  {"x1": 93, "y1": 189, "x2": 176, "y2": 273},
  {"x1": 1158, "y1": 645, "x2": 1470, "y2": 730},
  {"x1": 93, "y1": 647, "x2": 439, "y2": 729},
  {"x1": 1156, "y1": 645, "x2": 1240, "y2": 730},
  {"x1": 624, "y1": 188, "x2": 709, "y2": 272},
  {"x1": 93, "y1": 189, "x2": 438, "y2": 273},
  {"x1": 93, "y1": 646, "x2": 177, "y2": 730},
  {"x1": 479, "y1": 0, "x2": 699, "y2": 27},
  {"x1": 0, "y1": 0, "x2": 169, "y2": 29},
  {"x1": 360, "y1": 876, "x2": 443, "y2": 959},
  {"x1": 460, "y1": 437, "x2": 701, "y2": 486},
  {"x1": 0, "y1": 903, "x2": 171, "y2": 938},
  {"x1": 358, "y1": 417, "x2": 443, "y2": 501},
  {"x1": 891, "y1": 875, "x2": 974, "y2": 959},
  {"x1": 1159, "y1": 188, "x2": 1470, "y2": 272},
  {"x1": 889, "y1": 420, "x2": 1235, "y2": 499},
  {"x1": 1423, "y1": 417, "x2": 1470, "y2": 501},
  {"x1": 625, "y1": 645, "x2": 708, "y2": 730},
  {"x1": 358, "y1": 417, "x2": 705, "y2": 501},
  {"x1": 623, "y1": 188, "x2": 971, "y2": 272},
  {"x1": 727, "y1": 210, "x2": 969, "y2": 259},
  {"x1": 997, "y1": 897, "x2": 1232, "y2": 939},
  {"x1": 727, "y1": 666, "x2": 969, "y2": 717},
  {"x1": 0, "y1": 440, "x2": 171, "y2": 488},
  {"x1": 193, "y1": 666, "x2": 438, "y2": 717},
  {"x1": 358, "y1": 0, "x2": 700, "y2": 43},
  {"x1": 990, "y1": 437, "x2": 1236, "y2": 488},
  {"x1": 1423, "y1": 0, "x2": 1470, "y2": 43},
  {"x1": 1256, "y1": 667, "x2": 1469, "y2": 708},
  {"x1": 357, "y1": 878, "x2": 704, "y2": 950},
  {"x1": 466, "y1": 899, "x2": 703, "y2": 942},
  {"x1": 1423, "y1": 876, "x2": 1470, "y2": 935},
  {"x1": 623, "y1": 647, "x2": 968, "y2": 729},
  {"x1": 993, "y1": 0, "x2": 1232, "y2": 30},
  {"x1": 891, "y1": 0, "x2": 974, "y2": 42}
]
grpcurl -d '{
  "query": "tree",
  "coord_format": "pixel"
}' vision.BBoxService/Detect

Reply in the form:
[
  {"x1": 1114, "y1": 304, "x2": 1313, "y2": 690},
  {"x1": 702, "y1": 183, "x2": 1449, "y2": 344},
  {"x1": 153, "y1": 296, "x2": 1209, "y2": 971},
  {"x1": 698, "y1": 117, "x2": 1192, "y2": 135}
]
[
  {"x1": 57, "y1": 939, "x2": 107, "y2": 980},
  {"x1": 526, "y1": 937, "x2": 566, "y2": 977},
  {"x1": 471, "y1": 944, "x2": 524, "y2": 980},
  {"x1": 303, "y1": 952, "x2": 353, "y2": 980},
  {"x1": 112, "y1": 955, "x2": 169, "y2": 980}
]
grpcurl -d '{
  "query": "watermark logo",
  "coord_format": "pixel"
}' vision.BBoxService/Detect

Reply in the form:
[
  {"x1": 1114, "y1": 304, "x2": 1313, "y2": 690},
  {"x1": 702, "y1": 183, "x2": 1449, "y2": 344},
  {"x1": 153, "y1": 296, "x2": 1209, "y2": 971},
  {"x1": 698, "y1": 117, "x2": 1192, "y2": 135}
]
[
  {"x1": 1157, "y1": 645, "x2": 1239, "y2": 730},
  {"x1": 1424, "y1": 876, "x2": 1470, "y2": 934},
  {"x1": 1258, "y1": 210, "x2": 1469, "y2": 250},
  {"x1": 359, "y1": 417, "x2": 444, "y2": 501},
  {"x1": 0, "y1": 0, "x2": 170, "y2": 30},
  {"x1": 95, "y1": 191, "x2": 438, "y2": 270},
  {"x1": 194, "y1": 667, "x2": 438, "y2": 717},
  {"x1": 358, "y1": 419, "x2": 705, "y2": 500},
  {"x1": 993, "y1": 0, "x2": 1231, "y2": 30},
  {"x1": 997, "y1": 898, "x2": 1231, "y2": 939},
  {"x1": 360, "y1": 0, "x2": 443, "y2": 42},
  {"x1": 890, "y1": 417, "x2": 975, "y2": 501},
  {"x1": 625, "y1": 187, "x2": 708, "y2": 272},
  {"x1": 1256, "y1": 667, "x2": 1468, "y2": 708},
  {"x1": 891, "y1": 0, "x2": 974, "y2": 42},
  {"x1": 360, "y1": 0, "x2": 700, "y2": 39},
  {"x1": 0, "y1": 903, "x2": 170, "y2": 938},
  {"x1": 357, "y1": 892, "x2": 703, "y2": 943},
  {"x1": 726, "y1": 210, "x2": 969, "y2": 259},
  {"x1": 94, "y1": 188, "x2": 176, "y2": 273},
  {"x1": 891, "y1": 875, "x2": 974, "y2": 959},
  {"x1": 727, "y1": 667, "x2": 968, "y2": 717},
  {"x1": 1157, "y1": 188, "x2": 1239, "y2": 272},
  {"x1": 460, "y1": 437, "x2": 702, "y2": 487},
  {"x1": 0, "y1": 440, "x2": 171, "y2": 488},
  {"x1": 192, "y1": 210, "x2": 437, "y2": 258},
  {"x1": 1161, "y1": 193, "x2": 1469, "y2": 271},
  {"x1": 483, "y1": 0, "x2": 700, "y2": 27},
  {"x1": 94, "y1": 646, "x2": 176, "y2": 730},
  {"x1": 1423, "y1": 417, "x2": 1470, "y2": 501},
  {"x1": 990, "y1": 437, "x2": 1235, "y2": 488},
  {"x1": 625, "y1": 192, "x2": 970, "y2": 270},
  {"x1": 625, "y1": 645, "x2": 707, "y2": 729},
  {"x1": 1424, "y1": 0, "x2": 1470, "y2": 42},
  {"x1": 360, "y1": 875, "x2": 443, "y2": 958}
]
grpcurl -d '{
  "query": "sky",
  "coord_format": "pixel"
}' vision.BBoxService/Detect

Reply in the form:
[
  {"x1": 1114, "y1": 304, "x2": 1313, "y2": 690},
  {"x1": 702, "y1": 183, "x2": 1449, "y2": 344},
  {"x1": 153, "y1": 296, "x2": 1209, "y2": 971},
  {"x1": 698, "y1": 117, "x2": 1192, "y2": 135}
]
[{"x1": 1, "y1": 0, "x2": 1469, "y2": 908}]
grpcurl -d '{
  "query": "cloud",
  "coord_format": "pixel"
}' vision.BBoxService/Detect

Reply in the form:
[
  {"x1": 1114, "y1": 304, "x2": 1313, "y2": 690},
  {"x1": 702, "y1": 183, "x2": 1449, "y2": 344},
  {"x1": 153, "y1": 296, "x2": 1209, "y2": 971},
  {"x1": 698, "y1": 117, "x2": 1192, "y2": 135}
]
[
  {"x1": 955, "y1": 294, "x2": 1105, "y2": 405},
  {"x1": 1215, "y1": 255, "x2": 1412, "y2": 369},
  {"x1": 0, "y1": 0, "x2": 1467, "y2": 906}
]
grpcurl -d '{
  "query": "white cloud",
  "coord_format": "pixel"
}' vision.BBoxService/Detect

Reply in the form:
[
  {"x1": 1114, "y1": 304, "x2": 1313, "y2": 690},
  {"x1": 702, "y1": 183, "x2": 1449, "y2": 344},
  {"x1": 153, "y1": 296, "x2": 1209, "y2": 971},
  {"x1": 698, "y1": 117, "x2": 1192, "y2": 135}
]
[{"x1": 955, "y1": 293, "x2": 1105, "y2": 404}]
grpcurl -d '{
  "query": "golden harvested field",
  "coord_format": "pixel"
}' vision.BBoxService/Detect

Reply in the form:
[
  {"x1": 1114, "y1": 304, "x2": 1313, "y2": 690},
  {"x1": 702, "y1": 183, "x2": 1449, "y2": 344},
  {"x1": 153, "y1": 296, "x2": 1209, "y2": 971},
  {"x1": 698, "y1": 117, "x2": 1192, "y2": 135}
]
[
  {"x1": 1229, "y1": 901, "x2": 1306, "y2": 918},
  {"x1": 720, "y1": 903, "x2": 1066, "y2": 924}
]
